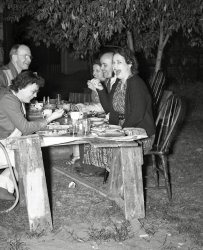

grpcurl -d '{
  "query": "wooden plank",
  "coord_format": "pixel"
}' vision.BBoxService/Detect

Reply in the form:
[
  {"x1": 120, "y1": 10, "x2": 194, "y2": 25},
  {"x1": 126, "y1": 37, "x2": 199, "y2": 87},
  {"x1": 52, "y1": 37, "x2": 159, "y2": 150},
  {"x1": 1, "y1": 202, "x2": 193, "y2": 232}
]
[
  {"x1": 16, "y1": 136, "x2": 53, "y2": 233},
  {"x1": 121, "y1": 146, "x2": 145, "y2": 221},
  {"x1": 108, "y1": 148, "x2": 123, "y2": 198},
  {"x1": 14, "y1": 149, "x2": 26, "y2": 207},
  {"x1": 108, "y1": 145, "x2": 144, "y2": 226}
]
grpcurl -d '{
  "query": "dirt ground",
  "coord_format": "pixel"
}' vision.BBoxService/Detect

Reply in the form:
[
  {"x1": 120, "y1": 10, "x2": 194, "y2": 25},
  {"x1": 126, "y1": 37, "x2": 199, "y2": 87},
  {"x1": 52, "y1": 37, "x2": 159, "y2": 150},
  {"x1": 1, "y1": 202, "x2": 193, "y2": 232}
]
[{"x1": 0, "y1": 80, "x2": 203, "y2": 250}]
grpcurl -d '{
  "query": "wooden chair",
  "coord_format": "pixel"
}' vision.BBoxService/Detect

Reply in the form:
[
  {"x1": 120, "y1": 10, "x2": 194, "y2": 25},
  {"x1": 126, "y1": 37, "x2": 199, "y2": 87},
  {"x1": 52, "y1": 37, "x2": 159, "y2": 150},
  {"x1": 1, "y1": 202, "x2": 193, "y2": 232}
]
[
  {"x1": 149, "y1": 70, "x2": 166, "y2": 110},
  {"x1": 146, "y1": 94, "x2": 182, "y2": 200}
]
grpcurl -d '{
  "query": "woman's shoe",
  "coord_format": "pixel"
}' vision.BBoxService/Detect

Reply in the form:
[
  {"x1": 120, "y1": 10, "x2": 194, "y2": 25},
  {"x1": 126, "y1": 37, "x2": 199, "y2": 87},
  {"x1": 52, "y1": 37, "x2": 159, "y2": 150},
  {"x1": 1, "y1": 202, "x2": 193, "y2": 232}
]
[{"x1": 66, "y1": 156, "x2": 80, "y2": 165}]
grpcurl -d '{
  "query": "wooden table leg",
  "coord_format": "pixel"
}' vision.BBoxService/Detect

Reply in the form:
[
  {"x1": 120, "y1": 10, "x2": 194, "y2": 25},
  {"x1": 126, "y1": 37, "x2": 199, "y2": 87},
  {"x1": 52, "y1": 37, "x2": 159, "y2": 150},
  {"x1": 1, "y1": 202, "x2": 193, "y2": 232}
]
[
  {"x1": 15, "y1": 149, "x2": 26, "y2": 207},
  {"x1": 16, "y1": 136, "x2": 53, "y2": 233},
  {"x1": 108, "y1": 145, "x2": 145, "y2": 229}
]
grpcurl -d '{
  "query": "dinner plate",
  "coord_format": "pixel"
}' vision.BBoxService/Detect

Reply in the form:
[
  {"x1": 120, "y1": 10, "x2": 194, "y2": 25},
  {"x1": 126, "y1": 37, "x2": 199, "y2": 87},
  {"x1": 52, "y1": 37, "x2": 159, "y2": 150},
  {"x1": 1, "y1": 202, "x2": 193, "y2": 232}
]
[
  {"x1": 108, "y1": 124, "x2": 122, "y2": 130},
  {"x1": 37, "y1": 130, "x2": 68, "y2": 137},
  {"x1": 47, "y1": 124, "x2": 71, "y2": 130},
  {"x1": 123, "y1": 127, "x2": 147, "y2": 136},
  {"x1": 89, "y1": 117, "x2": 104, "y2": 122},
  {"x1": 98, "y1": 131, "x2": 125, "y2": 137}
]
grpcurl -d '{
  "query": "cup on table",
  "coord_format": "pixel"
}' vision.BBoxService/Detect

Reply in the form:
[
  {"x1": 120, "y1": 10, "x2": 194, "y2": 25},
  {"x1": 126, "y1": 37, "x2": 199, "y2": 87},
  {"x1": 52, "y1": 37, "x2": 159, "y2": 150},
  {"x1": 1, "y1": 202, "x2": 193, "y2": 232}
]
[
  {"x1": 34, "y1": 102, "x2": 43, "y2": 111},
  {"x1": 76, "y1": 118, "x2": 91, "y2": 136},
  {"x1": 71, "y1": 119, "x2": 79, "y2": 136},
  {"x1": 69, "y1": 111, "x2": 83, "y2": 120},
  {"x1": 82, "y1": 118, "x2": 91, "y2": 136},
  {"x1": 42, "y1": 109, "x2": 52, "y2": 118}
]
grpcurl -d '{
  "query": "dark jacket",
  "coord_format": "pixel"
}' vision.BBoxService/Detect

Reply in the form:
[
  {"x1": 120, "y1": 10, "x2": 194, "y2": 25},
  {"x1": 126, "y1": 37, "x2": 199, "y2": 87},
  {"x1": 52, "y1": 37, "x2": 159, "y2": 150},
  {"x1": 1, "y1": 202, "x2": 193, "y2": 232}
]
[
  {"x1": 0, "y1": 62, "x2": 18, "y2": 88},
  {"x1": 98, "y1": 74, "x2": 155, "y2": 136}
]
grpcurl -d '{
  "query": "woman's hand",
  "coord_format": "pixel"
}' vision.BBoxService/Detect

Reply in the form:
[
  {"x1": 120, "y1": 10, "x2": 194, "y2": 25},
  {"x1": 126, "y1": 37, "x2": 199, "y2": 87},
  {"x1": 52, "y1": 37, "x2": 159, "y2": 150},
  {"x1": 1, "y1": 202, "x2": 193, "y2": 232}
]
[
  {"x1": 47, "y1": 109, "x2": 64, "y2": 123},
  {"x1": 91, "y1": 78, "x2": 104, "y2": 91},
  {"x1": 87, "y1": 78, "x2": 104, "y2": 91},
  {"x1": 87, "y1": 80, "x2": 96, "y2": 91}
]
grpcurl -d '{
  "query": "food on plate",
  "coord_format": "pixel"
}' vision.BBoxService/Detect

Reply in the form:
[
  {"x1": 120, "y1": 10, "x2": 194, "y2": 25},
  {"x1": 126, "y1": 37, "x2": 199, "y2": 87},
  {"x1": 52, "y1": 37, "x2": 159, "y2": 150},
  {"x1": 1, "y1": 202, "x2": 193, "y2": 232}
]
[
  {"x1": 97, "y1": 130, "x2": 125, "y2": 137},
  {"x1": 123, "y1": 127, "x2": 147, "y2": 136},
  {"x1": 47, "y1": 124, "x2": 71, "y2": 130},
  {"x1": 37, "y1": 129, "x2": 68, "y2": 136}
]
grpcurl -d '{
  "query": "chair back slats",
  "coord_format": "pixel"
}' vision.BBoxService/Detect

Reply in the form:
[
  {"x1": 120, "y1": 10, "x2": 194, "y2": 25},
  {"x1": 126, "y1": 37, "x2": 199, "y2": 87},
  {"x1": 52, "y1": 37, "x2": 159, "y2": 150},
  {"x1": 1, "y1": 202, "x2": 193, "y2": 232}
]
[
  {"x1": 150, "y1": 70, "x2": 166, "y2": 107},
  {"x1": 154, "y1": 95, "x2": 182, "y2": 152},
  {"x1": 68, "y1": 92, "x2": 91, "y2": 103}
]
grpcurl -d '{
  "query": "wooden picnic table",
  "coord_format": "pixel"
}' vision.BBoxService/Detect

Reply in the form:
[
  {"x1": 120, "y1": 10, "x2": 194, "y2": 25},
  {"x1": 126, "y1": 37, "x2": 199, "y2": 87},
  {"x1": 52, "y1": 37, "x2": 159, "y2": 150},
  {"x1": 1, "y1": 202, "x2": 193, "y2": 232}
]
[{"x1": 7, "y1": 133, "x2": 145, "y2": 233}]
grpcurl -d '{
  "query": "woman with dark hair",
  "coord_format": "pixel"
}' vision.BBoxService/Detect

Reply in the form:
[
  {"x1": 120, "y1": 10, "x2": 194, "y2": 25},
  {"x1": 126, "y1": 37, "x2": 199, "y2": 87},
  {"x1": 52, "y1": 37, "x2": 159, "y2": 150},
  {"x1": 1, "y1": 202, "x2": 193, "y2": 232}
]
[
  {"x1": 95, "y1": 47, "x2": 155, "y2": 138},
  {"x1": 0, "y1": 70, "x2": 64, "y2": 199},
  {"x1": 87, "y1": 60, "x2": 106, "y2": 103},
  {"x1": 81, "y1": 48, "x2": 155, "y2": 179},
  {"x1": 0, "y1": 70, "x2": 64, "y2": 138}
]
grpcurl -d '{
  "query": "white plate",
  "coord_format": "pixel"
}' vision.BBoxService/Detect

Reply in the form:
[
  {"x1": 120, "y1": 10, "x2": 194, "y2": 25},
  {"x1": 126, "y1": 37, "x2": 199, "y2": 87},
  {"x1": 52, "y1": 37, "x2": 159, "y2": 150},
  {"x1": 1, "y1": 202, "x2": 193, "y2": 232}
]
[
  {"x1": 98, "y1": 131, "x2": 125, "y2": 137},
  {"x1": 108, "y1": 124, "x2": 122, "y2": 130},
  {"x1": 37, "y1": 130, "x2": 68, "y2": 137},
  {"x1": 47, "y1": 124, "x2": 71, "y2": 130},
  {"x1": 123, "y1": 127, "x2": 147, "y2": 136},
  {"x1": 89, "y1": 117, "x2": 104, "y2": 122}
]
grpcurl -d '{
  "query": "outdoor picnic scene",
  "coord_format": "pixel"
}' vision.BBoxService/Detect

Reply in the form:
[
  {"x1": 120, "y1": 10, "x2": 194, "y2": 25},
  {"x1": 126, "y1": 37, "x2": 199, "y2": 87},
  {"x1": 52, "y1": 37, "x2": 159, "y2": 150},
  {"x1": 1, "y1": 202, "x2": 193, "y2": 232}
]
[{"x1": 0, "y1": 1, "x2": 203, "y2": 250}]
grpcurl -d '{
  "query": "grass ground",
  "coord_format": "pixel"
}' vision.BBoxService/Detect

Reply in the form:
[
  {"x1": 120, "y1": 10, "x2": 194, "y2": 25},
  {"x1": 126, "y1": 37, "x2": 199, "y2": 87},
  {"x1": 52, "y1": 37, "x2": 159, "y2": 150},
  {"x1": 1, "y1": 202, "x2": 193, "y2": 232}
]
[{"x1": 0, "y1": 77, "x2": 202, "y2": 250}]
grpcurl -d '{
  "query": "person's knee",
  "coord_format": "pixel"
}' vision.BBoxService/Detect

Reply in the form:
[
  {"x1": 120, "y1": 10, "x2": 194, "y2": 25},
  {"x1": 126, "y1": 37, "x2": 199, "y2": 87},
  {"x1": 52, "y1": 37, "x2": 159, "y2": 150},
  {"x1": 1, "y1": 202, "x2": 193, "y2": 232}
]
[{"x1": 0, "y1": 174, "x2": 15, "y2": 193}]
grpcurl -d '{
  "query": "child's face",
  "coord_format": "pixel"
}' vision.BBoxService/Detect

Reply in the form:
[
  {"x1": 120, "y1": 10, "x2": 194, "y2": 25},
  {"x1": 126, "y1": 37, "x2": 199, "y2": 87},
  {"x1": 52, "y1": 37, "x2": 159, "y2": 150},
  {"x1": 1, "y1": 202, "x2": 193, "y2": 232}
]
[{"x1": 93, "y1": 64, "x2": 105, "y2": 81}]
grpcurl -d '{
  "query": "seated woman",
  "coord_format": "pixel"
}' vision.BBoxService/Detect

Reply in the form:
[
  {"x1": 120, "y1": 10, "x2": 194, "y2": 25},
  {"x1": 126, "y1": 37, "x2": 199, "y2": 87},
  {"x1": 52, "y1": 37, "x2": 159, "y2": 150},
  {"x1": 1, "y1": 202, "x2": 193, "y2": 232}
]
[
  {"x1": 0, "y1": 70, "x2": 64, "y2": 199},
  {"x1": 82, "y1": 48, "x2": 155, "y2": 181},
  {"x1": 96, "y1": 47, "x2": 155, "y2": 139},
  {"x1": 87, "y1": 60, "x2": 106, "y2": 103}
]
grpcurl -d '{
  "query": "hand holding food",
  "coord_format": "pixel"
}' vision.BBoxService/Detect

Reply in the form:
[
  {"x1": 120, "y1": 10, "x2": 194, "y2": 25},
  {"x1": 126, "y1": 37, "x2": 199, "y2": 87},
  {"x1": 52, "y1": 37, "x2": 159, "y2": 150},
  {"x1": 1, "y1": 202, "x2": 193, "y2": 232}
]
[
  {"x1": 91, "y1": 78, "x2": 103, "y2": 90},
  {"x1": 46, "y1": 109, "x2": 64, "y2": 123}
]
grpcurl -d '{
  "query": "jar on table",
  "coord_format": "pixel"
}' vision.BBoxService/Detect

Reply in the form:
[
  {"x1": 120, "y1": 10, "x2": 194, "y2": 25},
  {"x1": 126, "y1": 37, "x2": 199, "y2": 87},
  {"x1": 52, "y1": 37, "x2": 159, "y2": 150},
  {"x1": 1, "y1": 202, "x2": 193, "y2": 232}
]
[{"x1": 77, "y1": 118, "x2": 91, "y2": 136}]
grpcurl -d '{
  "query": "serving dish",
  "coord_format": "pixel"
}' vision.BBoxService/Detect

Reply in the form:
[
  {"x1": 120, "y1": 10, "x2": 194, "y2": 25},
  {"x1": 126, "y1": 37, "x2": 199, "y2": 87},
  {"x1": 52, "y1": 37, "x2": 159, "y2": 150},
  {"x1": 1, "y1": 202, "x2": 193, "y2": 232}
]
[
  {"x1": 89, "y1": 117, "x2": 104, "y2": 122},
  {"x1": 37, "y1": 129, "x2": 69, "y2": 137}
]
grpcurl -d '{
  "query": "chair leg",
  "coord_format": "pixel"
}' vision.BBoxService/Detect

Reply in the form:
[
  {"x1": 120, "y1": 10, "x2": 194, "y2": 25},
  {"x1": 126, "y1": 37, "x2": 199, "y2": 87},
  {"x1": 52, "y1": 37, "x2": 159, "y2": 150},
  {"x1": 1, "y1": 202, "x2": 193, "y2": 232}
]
[
  {"x1": 151, "y1": 154, "x2": 159, "y2": 187},
  {"x1": 160, "y1": 154, "x2": 172, "y2": 201}
]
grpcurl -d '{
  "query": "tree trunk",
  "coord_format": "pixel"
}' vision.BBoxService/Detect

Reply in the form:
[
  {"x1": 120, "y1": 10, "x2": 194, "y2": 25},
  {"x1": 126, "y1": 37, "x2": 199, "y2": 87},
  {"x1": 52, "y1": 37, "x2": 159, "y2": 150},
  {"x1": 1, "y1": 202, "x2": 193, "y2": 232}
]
[
  {"x1": 155, "y1": 21, "x2": 170, "y2": 73},
  {"x1": 0, "y1": 3, "x2": 4, "y2": 66},
  {"x1": 127, "y1": 30, "x2": 134, "y2": 53}
]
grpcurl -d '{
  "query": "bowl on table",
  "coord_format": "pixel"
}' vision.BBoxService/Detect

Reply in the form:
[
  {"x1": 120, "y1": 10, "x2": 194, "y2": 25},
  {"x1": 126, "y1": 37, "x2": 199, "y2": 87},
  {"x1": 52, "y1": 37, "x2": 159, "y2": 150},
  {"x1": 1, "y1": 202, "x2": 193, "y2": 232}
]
[{"x1": 69, "y1": 111, "x2": 83, "y2": 120}]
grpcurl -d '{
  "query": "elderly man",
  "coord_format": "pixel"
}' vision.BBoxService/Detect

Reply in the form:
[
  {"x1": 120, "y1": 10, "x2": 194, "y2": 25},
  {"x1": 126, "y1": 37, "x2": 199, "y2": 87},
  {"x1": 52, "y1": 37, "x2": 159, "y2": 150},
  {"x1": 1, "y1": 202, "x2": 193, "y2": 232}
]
[{"x1": 0, "y1": 44, "x2": 32, "y2": 88}]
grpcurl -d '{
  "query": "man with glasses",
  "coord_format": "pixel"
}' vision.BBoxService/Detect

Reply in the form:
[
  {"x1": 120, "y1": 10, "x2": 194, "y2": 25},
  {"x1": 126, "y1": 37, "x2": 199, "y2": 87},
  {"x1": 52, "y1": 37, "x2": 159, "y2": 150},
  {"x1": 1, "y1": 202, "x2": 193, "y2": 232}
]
[{"x1": 0, "y1": 44, "x2": 32, "y2": 88}]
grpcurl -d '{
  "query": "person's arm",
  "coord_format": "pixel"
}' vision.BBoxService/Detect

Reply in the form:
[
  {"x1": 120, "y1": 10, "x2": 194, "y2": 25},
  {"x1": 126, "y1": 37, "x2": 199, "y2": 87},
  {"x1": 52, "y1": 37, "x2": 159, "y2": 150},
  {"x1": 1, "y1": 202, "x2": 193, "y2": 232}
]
[
  {"x1": 2, "y1": 94, "x2": 63, "y2": 135},
  {"x1": 97, "y1": 89, "x2": 111, "y2": 113},
  {"x1": 123, "y1": 77, "x2": 149, "y2": 128}
]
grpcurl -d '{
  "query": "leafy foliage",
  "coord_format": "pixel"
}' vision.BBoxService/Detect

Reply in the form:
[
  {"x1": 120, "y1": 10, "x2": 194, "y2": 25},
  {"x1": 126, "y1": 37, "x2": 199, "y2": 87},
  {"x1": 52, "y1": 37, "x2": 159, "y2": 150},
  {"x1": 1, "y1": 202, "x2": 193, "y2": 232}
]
[{"x1": 2, "y1": 0, "x2": 203, "y2": 59}]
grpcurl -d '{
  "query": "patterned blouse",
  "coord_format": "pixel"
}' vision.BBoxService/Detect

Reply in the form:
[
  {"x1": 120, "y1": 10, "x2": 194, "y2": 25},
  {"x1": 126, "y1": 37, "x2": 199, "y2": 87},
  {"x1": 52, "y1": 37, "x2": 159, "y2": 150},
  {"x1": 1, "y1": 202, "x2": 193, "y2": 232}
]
[{"x1": 112, "y1": 80, "x2": 127, "y2": 114}]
